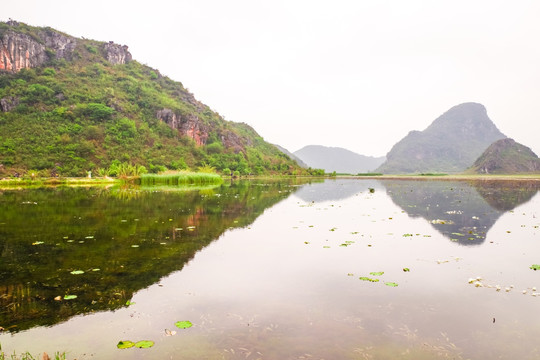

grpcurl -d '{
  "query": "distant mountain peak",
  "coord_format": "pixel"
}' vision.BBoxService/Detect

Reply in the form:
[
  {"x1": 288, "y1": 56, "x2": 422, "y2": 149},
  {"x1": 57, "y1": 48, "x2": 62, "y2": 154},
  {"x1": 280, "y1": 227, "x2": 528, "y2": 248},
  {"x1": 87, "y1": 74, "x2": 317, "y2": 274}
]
[
  {"x1": 294, "y1": 145, "x2": 385, "y2": 174},
  {"x1": 377, "y1": 103, "x2": 506, "y2": 174}
]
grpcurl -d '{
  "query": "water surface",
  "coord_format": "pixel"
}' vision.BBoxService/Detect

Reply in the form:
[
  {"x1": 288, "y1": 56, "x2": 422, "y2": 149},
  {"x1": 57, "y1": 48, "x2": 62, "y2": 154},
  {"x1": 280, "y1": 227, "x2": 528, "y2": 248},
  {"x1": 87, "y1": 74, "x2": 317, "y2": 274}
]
[{"x1": 1, "y1": 179, "x2": 539, "y2": 359}]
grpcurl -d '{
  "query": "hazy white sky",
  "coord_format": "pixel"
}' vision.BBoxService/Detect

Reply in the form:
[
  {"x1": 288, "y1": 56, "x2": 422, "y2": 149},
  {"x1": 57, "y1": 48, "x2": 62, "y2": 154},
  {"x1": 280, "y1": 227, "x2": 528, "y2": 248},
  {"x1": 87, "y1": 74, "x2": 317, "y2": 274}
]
[{"x1": 4, "y1": 0, "x2": 540, "y2": 156}]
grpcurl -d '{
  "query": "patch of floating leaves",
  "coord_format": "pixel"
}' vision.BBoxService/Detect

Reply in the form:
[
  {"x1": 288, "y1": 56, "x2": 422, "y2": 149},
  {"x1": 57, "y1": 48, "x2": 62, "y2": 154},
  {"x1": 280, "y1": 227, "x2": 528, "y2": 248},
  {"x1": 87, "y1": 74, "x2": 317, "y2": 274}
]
[{"x1": 117, "y1": 340, "x2": 154, "y2": 349}]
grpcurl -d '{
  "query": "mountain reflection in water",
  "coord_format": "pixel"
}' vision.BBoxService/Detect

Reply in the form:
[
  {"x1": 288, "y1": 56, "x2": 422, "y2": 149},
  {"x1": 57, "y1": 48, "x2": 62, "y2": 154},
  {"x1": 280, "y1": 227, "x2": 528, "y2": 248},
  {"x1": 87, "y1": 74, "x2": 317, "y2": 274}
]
[
  {"x1": 382, "y1": 180, "x2": 539, "y2": 245},
  {"x1": 0, "y1": 180, "x2": 301, "y2": 332}
]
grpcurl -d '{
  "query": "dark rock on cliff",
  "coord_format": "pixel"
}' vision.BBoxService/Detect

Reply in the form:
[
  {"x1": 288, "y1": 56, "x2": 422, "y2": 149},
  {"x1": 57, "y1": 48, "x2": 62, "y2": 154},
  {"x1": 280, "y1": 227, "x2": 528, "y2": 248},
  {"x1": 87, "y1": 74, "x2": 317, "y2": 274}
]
[
  {"x1": 0, "y1": 96, "x2": 19, "y2": 112},
  {"x1": 468, "y1": 138, "x2": 540, "y2": 174},
  {"x1": 377, "y1": 103, "x2": 506, "y2": 174}
]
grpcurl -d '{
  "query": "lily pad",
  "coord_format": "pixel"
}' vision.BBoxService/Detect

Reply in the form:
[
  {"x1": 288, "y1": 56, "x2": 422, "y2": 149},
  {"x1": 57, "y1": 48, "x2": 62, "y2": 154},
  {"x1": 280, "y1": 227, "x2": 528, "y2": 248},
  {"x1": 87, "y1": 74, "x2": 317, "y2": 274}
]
[
  {"x1": 63, "y1": 294, "x2": 77, "y2": 300},
  {"x1": 385, "y1": 282, "x2": 399, "y2": 287},
  {"x1": 70, "y1": 270, "x2": 84, "y2": 275},
  {"x1": 359, "y1": 277, "x2": 379, "y2": 282},
  {"x1": 135, "y1": 340, "x2": 154, "y2": 348},
  {"x1": 403, "y1": 268, "x2": 410, "y2": 272},
  {"x1": 530, "y1": 264, "x2": 540, "y2": 271},
  {"x1": 175, "y1": 320, "x2": 193, "y2": 329},
  {"x1": 370, "y1": 271, "x2": 384, "y2": 276},
  {"x1": 117, "y1": 340, "x2": 135, "y2": 349}
]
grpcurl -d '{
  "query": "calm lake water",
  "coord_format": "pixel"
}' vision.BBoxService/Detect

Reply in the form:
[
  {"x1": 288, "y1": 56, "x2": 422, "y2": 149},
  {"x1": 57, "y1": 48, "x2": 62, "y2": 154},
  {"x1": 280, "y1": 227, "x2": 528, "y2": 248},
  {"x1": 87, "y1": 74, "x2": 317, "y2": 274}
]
[{"x1": 1, "y1": 179, "x2": 539, "y2": 359}]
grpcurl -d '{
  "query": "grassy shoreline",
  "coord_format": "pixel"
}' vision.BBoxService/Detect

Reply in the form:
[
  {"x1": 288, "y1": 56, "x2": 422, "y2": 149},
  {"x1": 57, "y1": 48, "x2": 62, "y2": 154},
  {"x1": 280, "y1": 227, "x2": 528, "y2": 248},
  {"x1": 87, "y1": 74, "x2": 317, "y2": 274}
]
[{"x1": 1, "y1": 173, "x2": 539, "y2": 189}]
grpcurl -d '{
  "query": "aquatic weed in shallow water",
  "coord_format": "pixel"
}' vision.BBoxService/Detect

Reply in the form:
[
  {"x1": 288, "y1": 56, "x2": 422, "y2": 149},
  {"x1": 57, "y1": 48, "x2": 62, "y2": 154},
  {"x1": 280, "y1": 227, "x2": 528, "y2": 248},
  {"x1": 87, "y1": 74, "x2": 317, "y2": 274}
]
[{"x1": 140, "y1": 172, "x2": 223, "y2": 186}]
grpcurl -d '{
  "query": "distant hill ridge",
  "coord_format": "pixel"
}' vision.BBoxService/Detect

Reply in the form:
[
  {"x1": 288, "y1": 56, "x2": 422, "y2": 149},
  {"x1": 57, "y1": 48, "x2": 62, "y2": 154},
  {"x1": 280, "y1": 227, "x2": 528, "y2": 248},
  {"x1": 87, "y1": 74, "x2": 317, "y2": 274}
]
[
  {"x1": 377, "y1": 102, "x2": 506, "y2": 174},
  {"x1": 468, "y1": 138, "x2": 540, "y2": 174},
  {"x1": 294, "y1": 145, "x2": 386, "y2": 174}
]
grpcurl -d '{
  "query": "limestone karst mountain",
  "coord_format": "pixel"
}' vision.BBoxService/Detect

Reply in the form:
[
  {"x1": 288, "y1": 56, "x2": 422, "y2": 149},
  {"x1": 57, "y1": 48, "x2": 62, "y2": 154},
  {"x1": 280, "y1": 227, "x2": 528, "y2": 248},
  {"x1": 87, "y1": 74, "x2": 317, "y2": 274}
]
[{"x1": 377, "y1": 103, "x2": 506, "y2": 174}]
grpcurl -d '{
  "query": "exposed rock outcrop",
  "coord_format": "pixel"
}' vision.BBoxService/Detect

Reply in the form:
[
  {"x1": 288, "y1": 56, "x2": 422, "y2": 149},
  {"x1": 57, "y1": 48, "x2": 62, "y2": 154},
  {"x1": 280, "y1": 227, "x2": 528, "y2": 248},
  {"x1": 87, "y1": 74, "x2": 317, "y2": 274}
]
[
  {"x1": 103, "y1": 41, "x2": 132, "y2": 65},
  {"x1": 221, "y1": 130, "x2": 245, "y2": 153},
  {"x1": 156, "y1": 108, "x2": 209, "y2": 146},
  {"x1": 0, "y1": 96, "x2": 20, "y2": 112},
  {"x1": 42, "y1": 30, "x2": 77, "y2": 61},
  {"x1": 0, "y1": 21, "x2": 131, "y2": 72},
  {"x1": 0, "y1": 31, "x2": 48, "y2": 71}
]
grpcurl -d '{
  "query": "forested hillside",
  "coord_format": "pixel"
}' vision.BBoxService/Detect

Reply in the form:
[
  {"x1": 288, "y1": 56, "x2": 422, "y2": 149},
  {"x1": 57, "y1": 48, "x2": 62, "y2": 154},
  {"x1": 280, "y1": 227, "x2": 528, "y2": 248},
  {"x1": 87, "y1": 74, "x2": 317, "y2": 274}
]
[{"x1": 0, "y1": 21, "x2": 303, "y2": 177}]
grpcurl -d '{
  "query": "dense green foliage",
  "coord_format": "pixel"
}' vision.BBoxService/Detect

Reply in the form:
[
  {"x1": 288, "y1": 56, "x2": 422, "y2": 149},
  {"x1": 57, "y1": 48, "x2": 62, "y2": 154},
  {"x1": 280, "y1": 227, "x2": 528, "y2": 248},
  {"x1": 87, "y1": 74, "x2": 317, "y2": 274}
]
[{"x1": 0, "y1": 22, "x2": 304, "y2": 177}]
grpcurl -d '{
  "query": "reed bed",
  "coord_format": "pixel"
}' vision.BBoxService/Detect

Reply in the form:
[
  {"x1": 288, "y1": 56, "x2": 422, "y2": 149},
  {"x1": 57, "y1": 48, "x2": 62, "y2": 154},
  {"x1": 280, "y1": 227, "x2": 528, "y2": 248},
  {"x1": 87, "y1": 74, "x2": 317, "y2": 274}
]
[{"x1": 140, "y1": 172, "x2": 223, "y2": 186}]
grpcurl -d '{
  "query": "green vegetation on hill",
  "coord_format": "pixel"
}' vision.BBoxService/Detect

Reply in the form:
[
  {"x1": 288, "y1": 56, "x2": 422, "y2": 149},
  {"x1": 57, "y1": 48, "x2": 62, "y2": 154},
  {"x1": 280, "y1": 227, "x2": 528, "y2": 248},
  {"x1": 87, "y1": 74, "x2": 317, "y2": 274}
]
[
  {"x1": 0, "y1": 21, "x2": 306, "y2": 177},
  {"x1": 467, "y1": 138, "x2": 540, "y2": 174}
]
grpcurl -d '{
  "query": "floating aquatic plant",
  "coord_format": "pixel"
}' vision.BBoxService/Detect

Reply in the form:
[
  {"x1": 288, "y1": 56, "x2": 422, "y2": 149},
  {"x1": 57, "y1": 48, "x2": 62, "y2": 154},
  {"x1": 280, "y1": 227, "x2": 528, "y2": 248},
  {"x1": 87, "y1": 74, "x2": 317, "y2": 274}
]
[
  {"x1": 117, "y1": 340, "x2": 135, "y2": 349},
  {"x1": 135, "y1": 340, "x2": 154, "y2": 348},
  {"x1": 175, "y1": 320, "x2": 193, "y2": 329}
]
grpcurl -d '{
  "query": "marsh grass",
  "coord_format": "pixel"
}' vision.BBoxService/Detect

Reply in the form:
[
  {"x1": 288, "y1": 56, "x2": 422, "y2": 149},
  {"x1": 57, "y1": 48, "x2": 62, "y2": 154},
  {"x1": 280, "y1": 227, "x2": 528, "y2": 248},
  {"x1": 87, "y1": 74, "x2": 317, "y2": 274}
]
[
  {"x1": 140, "y1": 172, "x2": 223, "y2": 186},
  {"x1": 0, "y1": 177, "x2": 117, "y2": 189},
  {"x1": 0, "y1": 350, "x2": 66, "y2": 360}
]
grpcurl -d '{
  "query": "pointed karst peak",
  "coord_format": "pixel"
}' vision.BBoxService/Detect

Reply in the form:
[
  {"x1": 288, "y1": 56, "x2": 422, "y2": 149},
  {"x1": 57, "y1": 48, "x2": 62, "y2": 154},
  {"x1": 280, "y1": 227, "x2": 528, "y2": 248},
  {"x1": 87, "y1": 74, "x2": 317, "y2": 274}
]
[{"x1": 377, "y1": 102, "x2": 506, "y2": 174}]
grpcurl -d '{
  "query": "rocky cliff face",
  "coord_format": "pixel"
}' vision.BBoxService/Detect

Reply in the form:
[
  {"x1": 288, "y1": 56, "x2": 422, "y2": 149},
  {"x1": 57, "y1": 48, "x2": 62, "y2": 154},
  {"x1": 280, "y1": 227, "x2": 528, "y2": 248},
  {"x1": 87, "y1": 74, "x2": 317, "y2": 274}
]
[
  {"x1": 0, "y1": 20, "x2": 131, "y2": 72},
  {"x1": 0, "y1": 31, "x2": 48, "y2": 71},
  {"x1": 156, "y1": 108, "x2": 209, "y2": 146},
  {"x1": 156, "y1": 108, "x2": 251, "y2": 152},
  {"x1": 104, "y1": 41, "x2": 132, "y2": 65}
]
